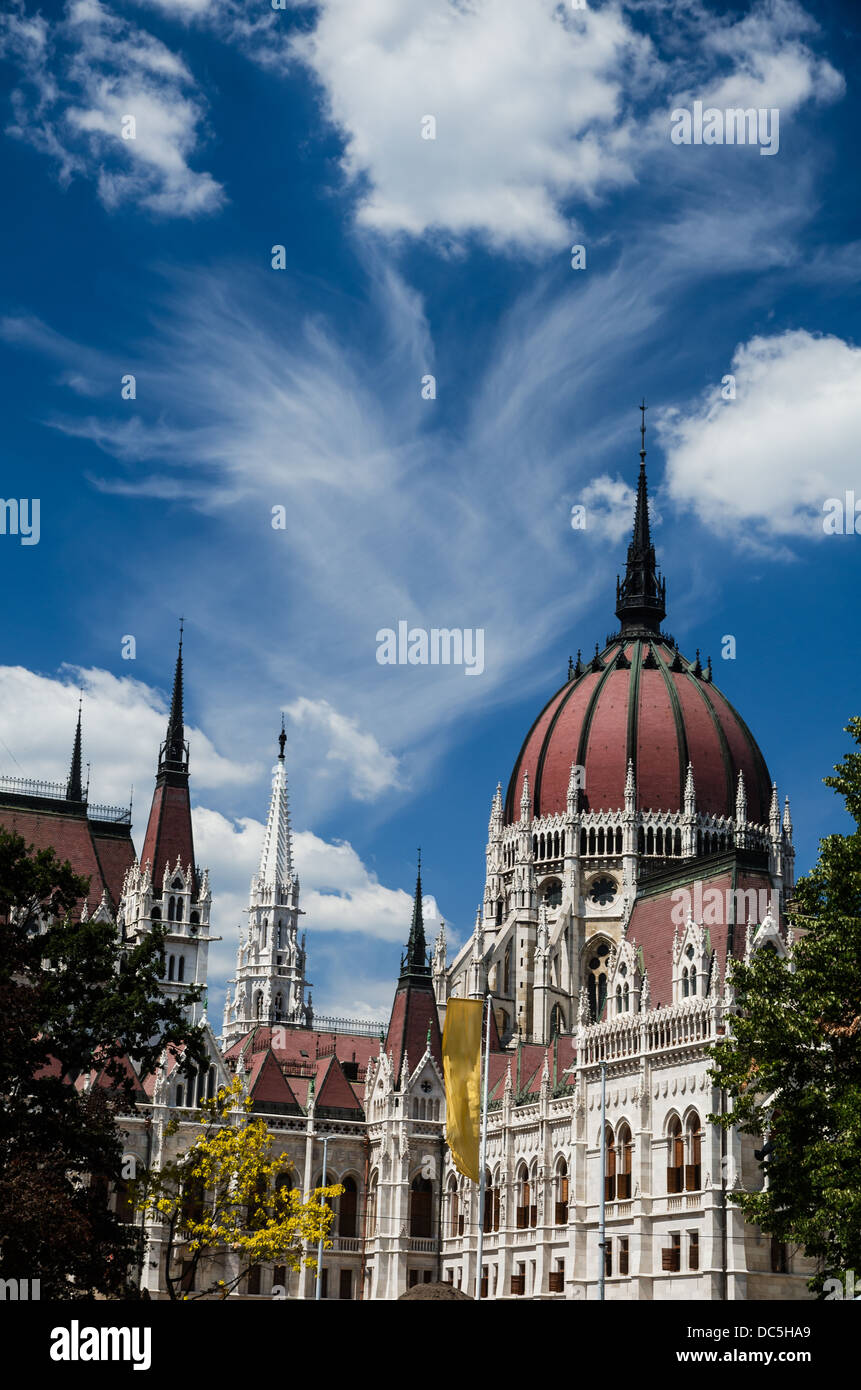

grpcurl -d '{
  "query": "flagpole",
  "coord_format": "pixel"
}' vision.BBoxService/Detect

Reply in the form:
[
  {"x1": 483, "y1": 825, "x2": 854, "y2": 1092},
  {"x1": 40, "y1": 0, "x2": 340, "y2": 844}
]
[{"x1": 475, "y1": 995, "x2": 492, "y2": 1301}]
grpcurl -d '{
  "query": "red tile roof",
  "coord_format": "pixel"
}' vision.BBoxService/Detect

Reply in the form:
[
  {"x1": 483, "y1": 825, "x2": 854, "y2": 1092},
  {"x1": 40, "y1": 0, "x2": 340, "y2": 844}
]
[
  {"x1": 0, "y1": 800, "x2": 134, "y2": 912},
  {"x1": 385, "y1": 983, "x2": 442, "y2": 1082}
]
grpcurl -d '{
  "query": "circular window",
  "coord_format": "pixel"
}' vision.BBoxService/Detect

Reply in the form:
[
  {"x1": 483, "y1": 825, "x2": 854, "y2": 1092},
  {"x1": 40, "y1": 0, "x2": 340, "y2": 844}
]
[
  {"x1": 542, "y1": 879, "x2": 562, "y2": 907},
  {"x1": 589, "y1": 876, "x2": 617, "y2": 906}
]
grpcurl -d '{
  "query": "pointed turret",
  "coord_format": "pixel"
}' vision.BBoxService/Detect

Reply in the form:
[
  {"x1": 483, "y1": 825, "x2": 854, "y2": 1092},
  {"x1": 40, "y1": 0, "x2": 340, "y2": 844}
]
[
  {"x1": 400, "y1": 850, "x2": 430, "y2": 984},
  {"x1": 615, "y1": 402, "x2": 666, "y2": 634},
  {"x1": 141, "y1": 625, "x2": 197, "y2": 896},
  {"x1": 684, "y1": 761, "x2": 696, "y2": 816},
  {"x1": 384, "y1": 851, "x2": 441, "y2": 1079},
  {"x1": 66, "y1": 694, "x2": 84, "y2": 803}
]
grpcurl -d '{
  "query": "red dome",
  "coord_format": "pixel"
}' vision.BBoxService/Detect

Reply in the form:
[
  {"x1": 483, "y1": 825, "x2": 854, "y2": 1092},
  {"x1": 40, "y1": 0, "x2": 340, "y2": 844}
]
[{"x1": 504, "y1": 635, "x2": 772, "y2": 825}]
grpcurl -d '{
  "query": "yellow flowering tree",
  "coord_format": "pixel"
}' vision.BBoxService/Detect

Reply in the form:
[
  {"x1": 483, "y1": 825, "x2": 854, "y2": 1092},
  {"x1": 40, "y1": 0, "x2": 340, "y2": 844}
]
[{"x1": 134, "y1": 1076, "x2": 342, "y2": 1300}]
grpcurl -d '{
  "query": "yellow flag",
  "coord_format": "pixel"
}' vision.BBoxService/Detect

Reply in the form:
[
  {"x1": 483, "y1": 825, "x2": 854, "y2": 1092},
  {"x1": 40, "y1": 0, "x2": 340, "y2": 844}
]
[{"x1": 442, "y1": 998, "x2": 484, "y2": 1183}]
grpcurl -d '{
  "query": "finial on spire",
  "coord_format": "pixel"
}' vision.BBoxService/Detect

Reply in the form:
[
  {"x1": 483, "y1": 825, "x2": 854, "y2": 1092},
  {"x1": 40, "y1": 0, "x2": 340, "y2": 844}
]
[
  {"x1": 278, "y1": 713, "x2": 286, "y2": 761},
  {"x1": 640, "y1": 397, "x2": 647, "y2": 463}
]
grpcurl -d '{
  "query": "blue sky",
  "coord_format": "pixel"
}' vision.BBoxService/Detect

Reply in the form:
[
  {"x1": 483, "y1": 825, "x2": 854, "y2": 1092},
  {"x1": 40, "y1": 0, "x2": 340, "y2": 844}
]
[{"x1": 1, "y1": 0, "x2": 860, "y2": 1024}]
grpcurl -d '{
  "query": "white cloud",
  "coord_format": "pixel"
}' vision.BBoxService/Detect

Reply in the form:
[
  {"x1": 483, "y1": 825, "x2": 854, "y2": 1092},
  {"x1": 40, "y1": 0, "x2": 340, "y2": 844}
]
[
  {"x1": 0, "y1": 663, "x2": 253, "y2": 811},
  {"x1": 659, "y1": 329, "x2": 861, "y2": 540},
  {"x1": 285, "y1": 697, "x2": 403, "y2": 802},
  {"x1": 0, "y1": 0, "x2": 223, "y2": 216},
  {"x1": 289, "y1": 0, "x2": 650, "y2": 252}
]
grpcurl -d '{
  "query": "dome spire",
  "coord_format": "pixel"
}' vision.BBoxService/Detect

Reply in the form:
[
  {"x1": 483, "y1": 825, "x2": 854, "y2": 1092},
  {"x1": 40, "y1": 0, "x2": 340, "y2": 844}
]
[
  {"x1": 400, "y1": 849, "x2": 431, "y2": 983},
  {"x1": 615, "y1": 401, "x2": 666, "y2": 635}
]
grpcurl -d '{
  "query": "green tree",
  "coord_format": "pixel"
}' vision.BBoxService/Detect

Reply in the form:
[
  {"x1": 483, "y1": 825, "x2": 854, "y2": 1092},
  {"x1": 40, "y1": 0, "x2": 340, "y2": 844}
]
[
  {"x1": 135, "y1": 1076, "x2": 342, "y2": 1299},
  {"x1": 0, "y1": 828, "x2": 207, "y2": 1298},
  {"x1": 709, "y1": 717, "x2": 861, "y2": 1293}
]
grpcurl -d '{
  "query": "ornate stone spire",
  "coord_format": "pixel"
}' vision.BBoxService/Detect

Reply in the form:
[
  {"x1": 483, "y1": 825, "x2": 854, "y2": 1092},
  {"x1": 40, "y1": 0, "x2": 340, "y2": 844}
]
[
  {"x1": 684, "y1": 761, "x2": 696, "y2": 816},
  {"x1": 66, "y1": 693, "x2": 84, "y2": 803},
  {"x1": 615, "y1": 402, "x2": 666, "y2": 635},
  {"x1": 783, "y1": 795, "x2": 793, "y2": 838},
  {"x1": 161, "y1": 621, "x2": 189, "y2": 773},
  {"x1": 520, "y1": 771, "x2": 530, "y2": 823},
  {"x1": 257, "y1": 717, "x2": 294, "y2": 887}
]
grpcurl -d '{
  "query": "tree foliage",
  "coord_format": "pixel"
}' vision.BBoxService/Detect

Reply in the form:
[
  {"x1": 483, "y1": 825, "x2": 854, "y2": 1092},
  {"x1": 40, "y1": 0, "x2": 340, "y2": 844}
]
[
  {"x1": 134, "y1": 1076, "x2": 342, "y2": 1299},
  {"x1": 0, "y1": 828, "x2": 207, "y2": 1298},
  {"x1": 709, "y1": 717, "x2": 861, "y2": 1292}
]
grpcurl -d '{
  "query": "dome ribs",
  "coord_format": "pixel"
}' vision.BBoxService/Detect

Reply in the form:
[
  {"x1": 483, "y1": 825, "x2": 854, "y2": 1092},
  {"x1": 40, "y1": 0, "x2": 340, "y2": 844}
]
[
  {"x1": 533, "y1": 665, "x2": 603, "y2": 817},
  {"x1": 573, "y1": 646, "x2": 620, "y2": 813},
  {"x1": 683, "y1": 671, "x2": 736, "y2": 819},
  {"x1": 625, "y1": 639, "x2": 643, "y2": 799},
  {"x1": 651, "y1": 642, "x2": 690, "y2": 812}
]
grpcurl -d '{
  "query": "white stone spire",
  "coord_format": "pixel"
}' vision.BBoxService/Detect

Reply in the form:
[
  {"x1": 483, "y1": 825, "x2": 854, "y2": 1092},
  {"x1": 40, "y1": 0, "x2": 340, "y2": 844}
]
[
  {"x1": 258, "y1": 716, "x2": 294, "y2": 886},
  {"x1": 222, "y1": 719, "x2": 310, "y2": 1049}
]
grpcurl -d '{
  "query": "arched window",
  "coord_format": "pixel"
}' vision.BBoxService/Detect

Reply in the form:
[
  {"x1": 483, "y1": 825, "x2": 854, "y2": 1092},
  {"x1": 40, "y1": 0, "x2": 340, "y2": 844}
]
[
  {"x1": 685, "y1": 1116, "x2": 702, "y2": 1191},
  {"x1": 555, "y1": 1158, "x2": 569, "y2": 1225},
  {"x1": 682, "y1": 966, "x2": 689, "y2": 998},
  {"x1": 638, "y1": 826, "x2": 645, "y2": 854},
  {"x1": 168, "y1": 896, "x2": 176, "y2": 922},
  {"x1": 589, "y1": 828, "x2": 596, "y2": 855},
  {"x1": 151, "y1": 906, "x2": 161, "y2": 922},
  {"x1": 168, "y1": 955, "x2": 175, "y2": 982},
  {"x1": 366, "y1": 1172, "x2": 378, "y2": 1237},
  {"x1": 533, "y1": 835, "x2": 538, "y2": 858},
  {"x1": 615, "y1": 827, "x2": 623, "y2": 854},
  {"x1": 410, "y1": 1176, "x2": 433, "y2": 1238},
  {"x1": 516, "y1": 1164, "x2": 532, "y2": 1228},
  {"x1": 550, "y1": 1003, "x2": 565, "y2": 1037},
  {"x1": 580, "y1": 829, "x2": 587, "y2": 855},
  {"x1": 685, "y1": 943, "x2": 696, "y2": 995},
  {"x1": 206, "y1": 1066, "x2": 216, "y2": 1099},
  {"x1": 617, "y1": 1124, "x2": 633, "y2": 1199},
  {"x1": 646, "y1": 826, "x2": 654, "y2": 855},
  {"x1": 597, "y1": 827, "x2": 605, "y2": 856},
  {"x1": 586, "y1": 942, "x2": 610, "y2": 1020},
  {"x1": 175, "y1": 1083, "x2": 184, "y2": 1108},
  {"x1": 656, "y1": 827, "x2": 664, "y2": 856},
  {"x1": 261, "y1": 920, "x2": 267, "y2": 948},
  {"x1": 339, "y1": 1177, "x2": 358, "y2": 1237},
  {"x1": 554, "y1": 831, "x2": 560, "y2": 857},
  {"x1": 604, "y1": 1125, "x2": 616, "y2": 1201},
  {"x1": 448, "y1": 1176, "x2": 460, "y2": 1237},
  {"x1": 176, "y1": 898, "x2": 183, "y2": 922},
  {"x1": 482, "y1": 1170, "x2": 495, "y2": 1233},
  {"x1": 275, "y1": 993, "x2": 283, "y2": 1021},
  {"x1": 177, "y1": 956, "x2": 185, "y2": 983},
  {"x1": 190, "y1": 911, "x2": 199, "y2": 926},
  {"x1": 496, "y1": 899, "x2": 503, "y2": 925},
  {"x1": 185, "y1": 1069, "x2": 196, "y2": 1108},
  {"x1": 503, "y1": 945, "x2": 511, "y2": 996},
  {"x1": 674, "y1": 829, "x2": 682, "y2": 856},
  {"x1": 667, "y1": 1116, "x2": 684, "y2": 1193}
]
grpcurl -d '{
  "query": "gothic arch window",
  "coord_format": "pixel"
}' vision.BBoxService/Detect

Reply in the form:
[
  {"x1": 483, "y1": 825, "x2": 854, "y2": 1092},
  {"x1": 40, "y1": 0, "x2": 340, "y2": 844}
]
[
  {"x1": 151, "y1": 906, "x2": 161, "y2": 922},
  {"x1": 410, "y1": 1176, "x2": 433, "y2": 1239},
  {"x1": 586, "y1": 941, "x2": 610, "y2": 1020},
  {"x1": 617, "y1": 1124, "x2": 633, "y2": 1199},
  {"x1": 685, "y1": 1115, "x2": 702, "y2": 1191},
  {"x1": 206, "y1": 1065, "x2": 216, "y2": 1099},
  {"x1": 604, "y1": 1125, "x2": 616, "y2": 1202},
  {"x1": 516, "y1": 1163, "x2": 532, "y2": 1229},
  {"x1": 503, "y1": 945, "x2": 511, "y2": 996},
  {"x1": 646, "y1": 826, "x2": 654, "y2": 855},
  {"x1": 638, "y1": 826, "x2": 645, "y2": 854},
  {"x1": 175, "y1": 1083, "x2": 184, "y2": 1107},
  {"x1": 580, "y1": 829, "x2": 587, "y2": 854},
  {"x1": 674, "y1": 828, "x2": 682, "y2": 856},
  {"x1": 555, "y1": 1157, "x2": 569, "y2": 1225},
  {"x1": 588, "y1": 828, "x2": 596, "y2": 855},
  {"x1": 261, "y1": 920, "x2": 267, "y2": 948},
  {"x1": 176, "y1": 899, "x2": 183, "y2": 922},
  {"x1": 190, "y1": 911, "x2": 199, "y2": 926},
  {"x1": 554, "y1": 831, "x2": 560, "y2": 857},
  {"x1": 177, "y1": 956, "x2": 185, "y2": 983},
  {"x1": 667, "y1": 1115, "x2": 684, "y2": 1193},
  {"x1": 533, "y1": 835, "x2": 538, "y2": 858},
  {"x1": 185, "y1": 1069, "x2": 197, "y2": 1108},
  {"x1": 597, "y1": 827, "x2": 605, "y2": 856},
  {"x1": 366, "y1": 1172, "x2": 378, "y2": 1237},
  {"x1": 447, "y1": 1176, "x2": 460, "y2": 1237},
  {"x1": 168, "y1": 897, "x2": 176, "y2": 922},
  {"x1": 685, "y1": 943, "x2": 696, "y2": 995},
  {"x1": 274, "y1": 993, "x2": 283, "y2": 1021},
  {"x1": 168, "y1": 955, "x2": 175, "y2": 982},
  {"x1": 550, "y1": 1003, "x2": 565, "y2": 1038},
  {"x1": 339, "y1": 1177, "x2": 358, "y2": 1238},
  {"x1": 615, "y1": 827, "x2": 623, "y2": 854}
]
